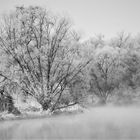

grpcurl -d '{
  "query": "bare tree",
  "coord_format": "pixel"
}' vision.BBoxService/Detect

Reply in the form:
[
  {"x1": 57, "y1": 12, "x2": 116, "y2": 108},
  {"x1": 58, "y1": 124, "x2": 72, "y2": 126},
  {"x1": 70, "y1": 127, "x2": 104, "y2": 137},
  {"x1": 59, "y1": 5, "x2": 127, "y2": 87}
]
[
  {"x1": 110, "y1": 32, "x2": 132, "y2": 49},
  {"x1": 0, "y1": 6, "x2": 90, "y2": 111},
  {"x1": 89, "y1": 47, "x2": 121, "y2": 104}
]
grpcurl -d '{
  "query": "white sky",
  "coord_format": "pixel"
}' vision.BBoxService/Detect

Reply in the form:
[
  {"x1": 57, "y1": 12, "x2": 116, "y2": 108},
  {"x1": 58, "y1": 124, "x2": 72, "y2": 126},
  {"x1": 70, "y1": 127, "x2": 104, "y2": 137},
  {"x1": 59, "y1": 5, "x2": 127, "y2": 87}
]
[{"x1": 0, "y1": 0, "x2": 140, "y2": 40}]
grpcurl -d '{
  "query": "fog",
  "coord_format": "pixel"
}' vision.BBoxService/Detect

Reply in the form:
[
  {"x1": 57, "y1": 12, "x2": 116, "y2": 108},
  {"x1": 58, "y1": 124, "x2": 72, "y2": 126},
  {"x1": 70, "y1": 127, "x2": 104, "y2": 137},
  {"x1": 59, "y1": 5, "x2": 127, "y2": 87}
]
[{"x1": 1, "y1": 106, "x2": 140, "y2": 140}]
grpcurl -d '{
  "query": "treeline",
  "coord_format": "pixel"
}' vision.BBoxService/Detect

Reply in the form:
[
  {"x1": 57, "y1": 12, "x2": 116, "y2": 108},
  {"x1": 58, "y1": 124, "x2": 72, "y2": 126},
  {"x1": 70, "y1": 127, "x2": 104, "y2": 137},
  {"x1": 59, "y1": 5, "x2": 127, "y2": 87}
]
[{"x1": 0, "y1": 6, "x2": 140, "y2": 113}]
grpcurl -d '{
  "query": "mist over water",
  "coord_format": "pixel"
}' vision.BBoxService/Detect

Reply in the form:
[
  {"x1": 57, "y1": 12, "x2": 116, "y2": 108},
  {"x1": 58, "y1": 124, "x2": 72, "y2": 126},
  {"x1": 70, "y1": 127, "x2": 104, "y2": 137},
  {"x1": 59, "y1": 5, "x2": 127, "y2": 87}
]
[{"x1": 0, "y1": 106, "x2": 140, "y2": 140}]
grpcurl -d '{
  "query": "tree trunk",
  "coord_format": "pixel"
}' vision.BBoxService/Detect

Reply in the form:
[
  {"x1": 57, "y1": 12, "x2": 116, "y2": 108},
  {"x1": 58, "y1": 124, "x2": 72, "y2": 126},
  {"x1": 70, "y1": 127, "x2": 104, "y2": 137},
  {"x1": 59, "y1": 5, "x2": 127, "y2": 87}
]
[{"x1": 38, "y1": 95, "x2": 51, "y2": 110}]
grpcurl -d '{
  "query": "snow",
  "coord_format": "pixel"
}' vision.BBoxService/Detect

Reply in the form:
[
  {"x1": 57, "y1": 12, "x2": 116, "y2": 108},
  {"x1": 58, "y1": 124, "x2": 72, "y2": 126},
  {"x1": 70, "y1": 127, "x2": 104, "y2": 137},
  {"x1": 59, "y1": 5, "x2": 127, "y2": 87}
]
[
  {"x1": 14, "y1": 96, "x2": 42, "y2": 113},
  {"x1": 59, "y1": 104, "x2": 85, "y2": 113}
]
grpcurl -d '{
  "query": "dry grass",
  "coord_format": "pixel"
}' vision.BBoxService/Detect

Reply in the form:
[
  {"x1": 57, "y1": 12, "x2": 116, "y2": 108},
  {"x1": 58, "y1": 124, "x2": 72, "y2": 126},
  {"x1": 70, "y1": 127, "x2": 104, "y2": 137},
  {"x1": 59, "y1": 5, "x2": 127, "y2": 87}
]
[{"x1": 0, "y1": 106, "x2": 140, "y2": 140}]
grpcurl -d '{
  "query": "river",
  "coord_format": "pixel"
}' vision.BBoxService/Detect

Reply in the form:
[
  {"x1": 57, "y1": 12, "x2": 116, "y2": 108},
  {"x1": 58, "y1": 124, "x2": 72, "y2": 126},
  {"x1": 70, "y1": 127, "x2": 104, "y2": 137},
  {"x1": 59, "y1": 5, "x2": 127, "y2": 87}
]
[{"x1": 0, "y1": 106, "x2": 140, "y2": 140}]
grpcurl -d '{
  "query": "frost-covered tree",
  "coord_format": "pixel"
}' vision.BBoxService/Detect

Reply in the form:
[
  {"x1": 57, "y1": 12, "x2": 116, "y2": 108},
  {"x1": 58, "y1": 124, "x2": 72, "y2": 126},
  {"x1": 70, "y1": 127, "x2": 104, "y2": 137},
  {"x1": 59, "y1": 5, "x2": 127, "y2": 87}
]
[
  {"x1": 89, "y1": 46, "x2": 122, "y2": 104},
  {"x1": 0, "y1": 6, "x2": 89, "y2": 111}
]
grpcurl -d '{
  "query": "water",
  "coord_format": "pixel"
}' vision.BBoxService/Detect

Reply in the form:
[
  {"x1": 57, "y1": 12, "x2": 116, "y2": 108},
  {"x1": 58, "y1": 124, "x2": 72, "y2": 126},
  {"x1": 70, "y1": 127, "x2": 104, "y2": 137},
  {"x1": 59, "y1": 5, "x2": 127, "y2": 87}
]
[{"x1": 0, "y1": 106, "x2": 140, "y2": 140}]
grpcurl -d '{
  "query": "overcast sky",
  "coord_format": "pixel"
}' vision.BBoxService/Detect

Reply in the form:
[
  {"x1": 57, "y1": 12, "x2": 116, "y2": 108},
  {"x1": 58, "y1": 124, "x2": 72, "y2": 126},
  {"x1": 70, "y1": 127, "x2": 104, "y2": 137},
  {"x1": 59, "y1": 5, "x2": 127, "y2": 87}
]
[{"x1": 0, "y1": 0, "x2": 140, "y2": 40}]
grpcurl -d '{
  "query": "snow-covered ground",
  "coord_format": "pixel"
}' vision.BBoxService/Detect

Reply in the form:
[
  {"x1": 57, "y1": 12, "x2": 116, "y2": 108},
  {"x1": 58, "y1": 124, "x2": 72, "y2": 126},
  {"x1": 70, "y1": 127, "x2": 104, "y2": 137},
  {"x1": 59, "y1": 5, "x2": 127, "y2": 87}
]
[{"x1": 1, "y1": 106, "x2": 140, "y2": 139}]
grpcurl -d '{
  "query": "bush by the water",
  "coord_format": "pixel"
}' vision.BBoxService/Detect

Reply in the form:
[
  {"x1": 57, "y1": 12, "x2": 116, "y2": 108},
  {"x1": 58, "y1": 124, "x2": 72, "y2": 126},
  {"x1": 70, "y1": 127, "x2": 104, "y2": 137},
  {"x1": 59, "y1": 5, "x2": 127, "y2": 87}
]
[{"x1": 0, "y1": 90, "x2": 20, "y2": 115}]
